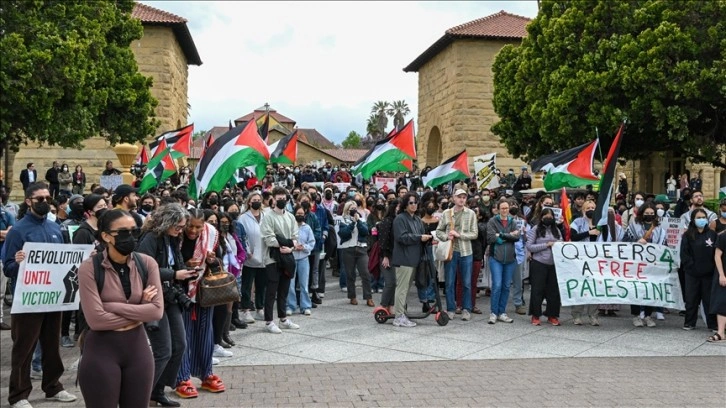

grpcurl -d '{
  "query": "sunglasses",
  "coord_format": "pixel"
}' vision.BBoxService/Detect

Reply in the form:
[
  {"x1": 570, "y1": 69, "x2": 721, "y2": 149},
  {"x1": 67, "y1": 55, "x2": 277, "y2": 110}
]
[
  {"x1": 31, "y1": 196, "x2": 53, "y2": 203},
  {"x1": 408, "y1": 201, "x2": 418, "y2": 205},
  {"x1": 108, "y1": 228, "x2": 140, "y2": 238}
]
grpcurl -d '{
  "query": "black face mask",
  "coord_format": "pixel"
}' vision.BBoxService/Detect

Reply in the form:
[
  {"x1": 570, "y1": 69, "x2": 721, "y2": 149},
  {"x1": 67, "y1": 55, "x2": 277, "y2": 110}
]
[
  {"x1": 141, "y1": 204, "x2": 153, "y2": 213},
  {"x1": 309, "y1": 194, "x2": 317, "y2": 202},
  {"x1": 541, "y1": 218, "x2": 554, "y2": 226},
  {"x1": 32, "y1": 201, "x2": 50, "y2": 217},
  {"x1": 295, "y1": 215, "x2": 305, "y2": 223},
  {"x1": 355, "y1": 200, "x2": 363, "y2": 207},
  {"x1": 112, "y1": 233, "x2": 137, "y2": 256},
  {"x1": 292, "y1": 193, "x2": 299, "y2": 200},
  {"x1": 228, "y1": 212, "x2": 239, "y2": 220},
  {"x1": 375, "y1": 203, "x2": 386, "y2": 211},
  {"x1": 276, "y1": 199, "x2": 287, "y2": 210},
  {"x1": 219, "y1": 224, "x2": 230, "y2": 233},
  {"x1": 325, "y1": 192, "x2": 333, "y2": 200},
  {"x1": 208, "y1": 198, "x2": 218, "y2": 206},
  {"x1": 509, "y1": 207, "x2": 519, "y2": 216},
  {"x1": 301, "y1": 202, "x2": 311, "y2": 211},
  {"x1": 585, "y1": 210, "x2": 595, "y2": 219},
  {"x1": 70, "y1": 201, "x2": 84, "y2": 217},
  {"x1": 349, "y1": 209, "x2": 358, "y2": 217},
  {"x1": 250, "y1": 202, "x2": 262, "y2": 210},
  {"x1": 95, "y1": 208, "x2": 107, "y2": 220},
  {"x1": 425, "y1": 207, "x2": 436, "y2": 215},
  {"x1": 642, "y1": 214, "x2": 655, "y2": 223}
]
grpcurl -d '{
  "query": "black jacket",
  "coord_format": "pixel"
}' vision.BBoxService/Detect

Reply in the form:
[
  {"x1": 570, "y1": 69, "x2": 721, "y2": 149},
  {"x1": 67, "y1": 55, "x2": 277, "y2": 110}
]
[
  {"x1": 377, "y1": 217, "x2": 394, "y2": 259},
  {"x1": 136, "y1": 232, "x2": 184, "y2": 284},
  {"x1": 680, "y1": 228, "x2": 717, "y2": 277},
  {"x1": 392, "y1": 212, "x2": 425, "y2": 268}
]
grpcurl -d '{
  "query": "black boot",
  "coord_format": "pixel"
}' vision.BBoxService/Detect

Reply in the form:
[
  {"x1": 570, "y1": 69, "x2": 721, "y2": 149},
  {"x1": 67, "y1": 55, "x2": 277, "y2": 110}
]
[
  {"x1": 231, "y1": 308, "x2": 245, "y2": 329},
  {"x1": 312, "y1": 292, "x2": 322, "y2": 305},
  {"x1": 223, "y1": 313, "x2": 236, "y2": 346},
  {"x1": 150, "y1": 386, "x2": 181, "y2": 407}
]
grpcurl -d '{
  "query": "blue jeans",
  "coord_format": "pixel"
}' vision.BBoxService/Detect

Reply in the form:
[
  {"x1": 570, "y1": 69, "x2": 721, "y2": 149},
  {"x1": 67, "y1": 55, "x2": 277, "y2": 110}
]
[
  {"x1": 489, "y1": 257, "x2": 516, "y2": 315},
  {"x1": 288, "y1": 258, "x2": 311, "y2": 311},
  {"x1": 32, "y1": 343, "x2": 42, "y2": 372},
  {"x1": 417, "y1": 278, "x2": 436, "y2": 303},
  {"x1": 445, "y1": 252, "x2": 472, "y2": 312}
]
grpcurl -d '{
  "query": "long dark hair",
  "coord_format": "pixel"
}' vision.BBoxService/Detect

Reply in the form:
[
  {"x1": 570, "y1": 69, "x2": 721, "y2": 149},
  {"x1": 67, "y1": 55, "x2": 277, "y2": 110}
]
[
  {"x1": 685, "y1": 208, "x2": 709, "y2": 241},
  {"x1": 385, "y1": 199, "x2": 399, "y2": 219},
  {"x1": 634, "y1": 202, "x2": 659, "y2": 226},
  {"x1": 536, "y1": 208, "x2": 561, "y2": 239}
]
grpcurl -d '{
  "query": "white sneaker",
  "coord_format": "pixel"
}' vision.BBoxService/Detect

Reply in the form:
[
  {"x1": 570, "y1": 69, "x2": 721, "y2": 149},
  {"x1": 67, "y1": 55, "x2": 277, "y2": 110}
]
[
  {"x1": 46, "y1": 390, "x2": 77, "y2": 402},
  {"x1": 265, "y1": 322, "x2": 282, "y2": 334},
  {"x1": 212, "y1": 357, "x2": 220, "y2": 365},
  {"x1": 213, "y1": 344, "x2": 233, "y2": 358},
  {"x1": 447, "y1": 311, "x2": 455, "y2": 320},
  {"x1": 644, "y1": 316, "x2": 656, "y2": 327},
  {"x1": 488, "y1": 313, "x2": 497, "y2": 324},
  {"x1": 242, "y1": 310, "x2": 256, "y2": 323},
  {"x1": 393, "y1": 315, "x2": 417, "y2": 327},
  {"x1": 573, "y1": 317, "x2": 583, "y2": 325},
  {"x1": 30, "y1": 370, "x2": 43, "y2": 380},
  {"x1": 279, "y1": 319, "x2": 300, "y2": 330},
  {"x1": 341, "y1": 287, "x2": 347, "y2": 293},
  {"x1": 497, "y1": 313, "x2": 514, "y2": 323},
  {"x1": 303, "y1": 309, "x2": 312, "y2": 316},
  {"x1": 285, "y1": 309, "x2": 293, "y2": 316},
  {"x1": 254, "y1": 310, "x2": 265, "y2": 321},
  {"x1": 655, "y1": 312, "x2": 665, "y2": 321},
  {"x1": 633, "y1": 317, "x2": 644, "y2": 327},
  {"x1": 10, "y1": 399, "x2": 32, "y2": 408},
  {"x1": 461, "y1": 310, "x2": 471, "y2": 321},
  {"x1": 318, "y1": 293, "x2": 325, "y2": 298}
]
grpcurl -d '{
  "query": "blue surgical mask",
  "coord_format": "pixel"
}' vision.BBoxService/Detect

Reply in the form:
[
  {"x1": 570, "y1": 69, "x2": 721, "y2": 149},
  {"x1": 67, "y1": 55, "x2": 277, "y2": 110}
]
[
  {"x1": 721, "y1": 212, "x2": 726, "y2": 219},
  {"x1": 694, "y1": 218, "x2": 708, "y2": 229}
]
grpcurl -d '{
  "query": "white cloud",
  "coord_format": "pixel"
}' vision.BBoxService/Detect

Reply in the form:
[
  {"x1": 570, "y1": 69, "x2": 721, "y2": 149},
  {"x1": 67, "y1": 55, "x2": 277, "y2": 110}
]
[{"x1": 143, "y1": 1, "x2": 539, "y2": 142}]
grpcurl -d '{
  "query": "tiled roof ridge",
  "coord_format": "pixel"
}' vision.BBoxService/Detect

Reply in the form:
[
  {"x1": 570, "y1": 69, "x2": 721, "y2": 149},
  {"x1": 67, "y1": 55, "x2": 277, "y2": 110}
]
[
  {"x1": 132, "y1": 2, "x2": 188, "y2": 24},
  {"x1": 446, "y1": 10, "x2": 532, "y2": 35}
]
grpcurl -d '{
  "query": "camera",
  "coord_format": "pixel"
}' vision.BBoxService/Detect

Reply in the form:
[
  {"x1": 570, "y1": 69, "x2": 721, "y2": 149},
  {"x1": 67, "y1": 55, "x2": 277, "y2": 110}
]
[{"x1": 165, "y1": 284, "x2": 193, "y2": 310}]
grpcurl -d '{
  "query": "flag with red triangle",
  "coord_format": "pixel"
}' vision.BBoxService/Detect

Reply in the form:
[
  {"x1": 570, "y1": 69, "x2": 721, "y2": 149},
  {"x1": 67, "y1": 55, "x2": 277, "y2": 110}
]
[
  {"x1": 594, "y1": 123, "x2": 625, "y2": 227},
  {"x1": 135, "y1": 146, "x2": 149, "y2": 165},
  {"x1": 530, "y1": 140, "x2": 600, "y2": 191},
  {"x1": 149, "y1": 124, "x2": 194, "y2": 159},
  {"x1": 269, "y1": 129, "x2": 298, "y2": 164},
  {"x1": 422, "y1": 150, "x2": 470, "y2": 188},
  {"x1": 139, "y1": 139, "x2": 177, "y2": 194},
  {"x1": 351, "y1": 120, "x2": 417, "y2": 179}
]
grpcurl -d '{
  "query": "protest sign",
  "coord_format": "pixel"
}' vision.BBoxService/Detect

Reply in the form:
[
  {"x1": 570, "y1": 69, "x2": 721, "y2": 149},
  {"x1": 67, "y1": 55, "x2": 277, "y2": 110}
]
[
  {"x1": 662, "y1": 217, "x2": 686, "y2": 258},
  {"x1": 374, "y1": 177, "x2": 397, "y2": 193},
  {"x1": 12, "y1": 243, "x2": 94, "y2": 314},
  {"x1": 473, "y1": 153, "x2": 499, "y2": 190},
  {"x1": 333, "y1": 182, "x2": 350, "y2": 192},
  {"x1": 100, "y1": 175, "x2": 123, "y2": 191},
  {"x1": 552, "y1": 242, "x2": 684, "y2": 309},
  {"x1": 543, "y1": 206, "x2": 563, "y2": 221}
]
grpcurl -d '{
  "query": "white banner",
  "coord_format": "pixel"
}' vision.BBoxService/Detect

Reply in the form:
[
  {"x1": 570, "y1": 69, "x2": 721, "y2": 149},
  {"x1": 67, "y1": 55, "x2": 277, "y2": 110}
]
[
  {"x1": 373, "y1": 177, "x2": 397, "y2": 193},
  {"x1": 11, "y1": 243, "x2": 94, "y2": 314},
  {"x1": 662, "y1": 217, "x2": 686, "y2": 258},
  {"x1": 100, "y1": 175, "x2": 123, "y2": 191},
  {"x1": 473, "y1": 153, "x2": 499, "y2": 190},
  {"x1": 553, "y1": 242, "x2": 684, "y2": 309},
  {"x1": 543, "y1": 206, "x2": 563, "y2": 221}
]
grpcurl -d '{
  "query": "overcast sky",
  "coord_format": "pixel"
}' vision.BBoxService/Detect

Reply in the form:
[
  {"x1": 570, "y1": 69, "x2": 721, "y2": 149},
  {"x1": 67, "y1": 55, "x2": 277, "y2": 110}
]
[{"x1": 144, "y1": 1, "x2": 539, "y2": 144}]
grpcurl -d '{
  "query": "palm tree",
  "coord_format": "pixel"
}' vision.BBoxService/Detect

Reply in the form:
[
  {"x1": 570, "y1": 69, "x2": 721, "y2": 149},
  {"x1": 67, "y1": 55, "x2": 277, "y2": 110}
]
[
  {"x1": 371, "y1": 101, "x2": 390, "y2": 139},
  {"x1": 366, "y1": 114, "x2": 380, "y2": 138},
  {"x1": 387, "y1": 100, "x2": 411, "y2": 130}
]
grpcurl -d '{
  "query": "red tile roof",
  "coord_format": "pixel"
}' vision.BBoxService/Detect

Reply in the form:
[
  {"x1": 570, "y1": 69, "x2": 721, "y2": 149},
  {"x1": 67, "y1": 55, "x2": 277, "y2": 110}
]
[
  {"x1": 132, "y1": 3, "x2": 202, "y2": 65},
  {"x1": 322, "y1": 149, "x2": 368, "y2": 163},
  {"x1": 403, "y1": 10, "x2": 531, "y2": 72},
  {"x1": 297, "y1": 128, "x2": 336, "y2": 149}
]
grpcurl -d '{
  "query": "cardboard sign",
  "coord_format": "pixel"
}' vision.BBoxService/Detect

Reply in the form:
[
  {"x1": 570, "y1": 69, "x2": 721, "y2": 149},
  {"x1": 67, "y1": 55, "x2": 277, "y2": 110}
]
[
  {"x1": 100, "y1": 175, "x2": 123, "y2": 191},
  {"x1": 473, "y1": 153, "x2": 499, "y2": 190},
  {"x1": 374, "y1": 177, "x2": 397, "y2": 193},
  {"x1": 12, "y1": 243, "x2": 94, "y2": 314},
  {"x1": 552, "y1": 242, "x2": 684, "y2": 309}
]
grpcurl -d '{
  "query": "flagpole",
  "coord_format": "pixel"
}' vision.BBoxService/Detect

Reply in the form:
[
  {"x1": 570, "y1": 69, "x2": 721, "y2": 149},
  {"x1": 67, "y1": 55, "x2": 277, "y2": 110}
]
[{"x1": 595, "y1": 127, "x2": 604, "y2": 163}]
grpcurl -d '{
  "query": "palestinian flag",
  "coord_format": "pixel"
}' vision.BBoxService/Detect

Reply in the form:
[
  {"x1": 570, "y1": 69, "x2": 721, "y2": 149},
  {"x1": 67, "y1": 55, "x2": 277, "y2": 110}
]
[
  {"x1": 135, "y1": 146, "x2": 149, "y2": 165},
  {"x1": 149, "y1": 124, "x2": 194, "y2": 159},
  {"x1": 190, "y1": 121, "x2": 269, "y2": 200},
  {"x1": 139, "y1": 140, "x2": 177, "y2": 194},
  {"x1": 352, "y1": 120, "x2": 417, "y2": 179},
  {"x1": 258, "y1": 112, "x2": 270, "y2": 144},
  {"x1": 269, "y1": 130, "x2": 298, "y2": 164},
  {"x1": 719, "y1": 187, "x2": 726, "y2": 200},
  {"x1": 594, "y1": 123, "x2": 625, "y2": 227},
  {"x1": 422, "y1": 150, "x2": 470, "y2": 188},
  {"x1": 531, "y1": 140, "x2": 600, "y2": 191}
]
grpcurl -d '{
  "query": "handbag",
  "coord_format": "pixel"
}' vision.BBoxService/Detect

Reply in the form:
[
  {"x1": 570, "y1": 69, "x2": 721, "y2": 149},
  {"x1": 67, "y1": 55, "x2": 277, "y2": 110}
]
[
  {"x1": 434, "y1": 209, "x2": 454, "y2": 262},
  {"x1": 197, "y1": 261, "x2": 240, "y2": 307},
  {"x1": 415, "y1": 248, "x2": 434, "y2": 290}
]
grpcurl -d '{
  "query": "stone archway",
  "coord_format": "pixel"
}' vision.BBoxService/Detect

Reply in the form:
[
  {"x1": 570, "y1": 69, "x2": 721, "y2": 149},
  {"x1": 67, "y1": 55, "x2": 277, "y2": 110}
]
[{"x1": 427, "y1": 126, "x2": 442, "y2": 166}]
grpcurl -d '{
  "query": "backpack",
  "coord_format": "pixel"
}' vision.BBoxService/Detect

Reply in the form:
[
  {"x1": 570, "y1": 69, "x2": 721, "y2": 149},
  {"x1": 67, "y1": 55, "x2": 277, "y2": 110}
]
[{"x1": 92, "y1": 252, "x2": 148, "y2": 294}]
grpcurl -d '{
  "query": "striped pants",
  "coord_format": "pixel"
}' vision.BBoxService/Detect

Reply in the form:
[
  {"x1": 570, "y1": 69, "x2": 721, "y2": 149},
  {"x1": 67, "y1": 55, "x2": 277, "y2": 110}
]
[{"x1": 176, "y1": 304, "x2": 214, "y2": 384}]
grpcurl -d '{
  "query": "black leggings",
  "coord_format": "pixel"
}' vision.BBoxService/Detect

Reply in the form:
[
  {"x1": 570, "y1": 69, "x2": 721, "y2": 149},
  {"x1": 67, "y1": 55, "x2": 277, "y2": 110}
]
[
  {"x1": 212, "y1": 305, "x2": 228, "y2": 344},
  {"x1": 78, "y1": 325, "x2": 154, "y2": 408}
]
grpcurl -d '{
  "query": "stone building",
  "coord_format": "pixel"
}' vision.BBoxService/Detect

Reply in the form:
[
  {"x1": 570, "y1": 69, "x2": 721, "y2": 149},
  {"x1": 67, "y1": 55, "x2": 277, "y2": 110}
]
[
  {"x1": 3, "y1": 2, "x2": 201, "y2": 198},
  {"x1": 404, "y1": 11, "x2": 531, "y2": 173}
]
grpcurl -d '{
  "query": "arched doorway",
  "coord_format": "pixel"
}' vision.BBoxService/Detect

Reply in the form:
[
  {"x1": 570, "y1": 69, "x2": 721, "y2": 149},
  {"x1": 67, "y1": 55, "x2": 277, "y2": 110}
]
[{"x1": 427, "y1": 127, "x2": 442, "y2": 166}]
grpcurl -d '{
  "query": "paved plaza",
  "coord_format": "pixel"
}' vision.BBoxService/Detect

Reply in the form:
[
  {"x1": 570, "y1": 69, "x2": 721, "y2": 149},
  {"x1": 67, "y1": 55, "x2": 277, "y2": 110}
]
[{"x1": 2, "y1": 276, "x2": 725, "y2": 407}]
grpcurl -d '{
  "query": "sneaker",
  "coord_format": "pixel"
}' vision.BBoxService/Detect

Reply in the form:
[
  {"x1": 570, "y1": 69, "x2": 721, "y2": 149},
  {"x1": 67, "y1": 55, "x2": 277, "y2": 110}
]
[
  {"x1": 531, "y1": 316, "x2": 541, "y2": 326},
  {"x1": 488, "y1": 313, "x2": 497, "y2": 324},
  {"x1": 285, "y1": 309, "x2": 293, "y2": 316},
  {"x1": 10, "y1": 399, "x2": 32, "y2": 408},
  {"x1": 547, "y1": 317, "x2": 560, "y2": 326},
  {"x1": 644, "y1": 316, "x2": 656, "y2": 327},
  {"x1": 655, "y1": 312, "x2": 665, "y2": 321},
  {"x1": 46, "y1": 390, "x2": 77, "y2": 403},
  {"x1": 461, "y1": 310, "x2": 471, "y2": 321},
  {"x1": 242, "y1": 310, "x2": 256, "y2": 324},
  {"x1": 590, "y1": 317, "x2": 600, "y2": 326},
  {"x1": 254, "y1": 310, "x2": 265, "y2": 321},
  {"x1": 279, "y1": 319, "x2": 300, "y2": 330},
  {"x1": 213, "y1": 344, "x2": 233, "y2": 358},
  {"x1": 455, "y1": 307, "x2": 462, "y2": 315},
  {"x1": 212, "y1": 357, "x2": 220, "y2": 365},
  {"x1": 633, "y1": 317, "x2": 644, "y2": 327},
  {"x1": 393, "y1": 315, "x2": 417, "y2": 328},
  {"x1": 265, "y1": 322, "x2": 282, "y2": 334},
  {"x1": 497, "y1": 313, "x2": 514, "y2": 323},
  {"x1": 515, "y1": 305, "x2": 527, "y2": 315},
  {"x1": 341, "y1": 287, "x2": 347, "y2": 293},
  {"x1": 682, "y1": 325, "x2": 695, "y2": 331},
  {"x1": 303, "y1": 309, "x2": 312, "y2": 316},
  {"x1": 447, "y1": 311, "x2": 455, "y2": 320},
  {"x1": 318, "y1": 293, "x2": 325, "y2": 299},
  {"x1": 639, "y1": 311, "x2": 645, "y2": 319},
  {"x1": 60, "y1": 335, "x2": 74, "y2": 348},
  {"x1": 30, "y1": 370, "x2": 43, "y2": 380},
  {"x1": 573, "y1": 317, "x2": 583, "y2": 326}
]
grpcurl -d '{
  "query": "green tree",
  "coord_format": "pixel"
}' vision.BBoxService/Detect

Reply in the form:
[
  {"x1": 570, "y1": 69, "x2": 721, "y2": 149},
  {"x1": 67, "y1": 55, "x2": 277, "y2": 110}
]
[
  {"x1": 387, "y1": 100, "x2": 411, "y2": 130},
  {"x1": 371, "y1": 101, "x2": 390, "y2": 139},
  {"x1": 342, "y1": 131, "x2": 362, "y2": 149},
  {"x1": 366, "y1": 113, "x2": 381, "y2": 138},
  {"x1": 492, "y1": 0, "x2": 726, "y2": 166},
  {"x1": 0, "y1": 0, "x2": 159, "y2": 154}
]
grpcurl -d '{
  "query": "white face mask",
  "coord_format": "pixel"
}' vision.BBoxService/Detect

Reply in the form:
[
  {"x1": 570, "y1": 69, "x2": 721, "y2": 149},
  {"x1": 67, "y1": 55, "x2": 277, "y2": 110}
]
[
  {"x1": 635, "y1": 199, "x2": 644, "y2": 208},
  {"x1": 47, "y1": 212, "x2": 57, "y2": 222},
  {"x1": 656, "y1": 208, "x2": 665, "y2": 218}
]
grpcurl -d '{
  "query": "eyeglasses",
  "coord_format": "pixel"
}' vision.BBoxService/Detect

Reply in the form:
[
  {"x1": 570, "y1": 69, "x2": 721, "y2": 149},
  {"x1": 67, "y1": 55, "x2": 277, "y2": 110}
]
[
  {"x1": 108, "y1": 228, "x2": 139, "y2": 238},
  {"x1": 408, "y1": 201, "x2": 418, "y2": 205},
  {"x1": 31, "y1": 196, "x2": 53, "y2": 202}
]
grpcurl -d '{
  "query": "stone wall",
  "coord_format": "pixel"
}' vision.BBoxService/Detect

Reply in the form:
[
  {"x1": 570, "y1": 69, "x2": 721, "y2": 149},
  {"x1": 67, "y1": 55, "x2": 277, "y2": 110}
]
[{"x1": 416, "y1": 38, "x2": 527, "y2": 173}]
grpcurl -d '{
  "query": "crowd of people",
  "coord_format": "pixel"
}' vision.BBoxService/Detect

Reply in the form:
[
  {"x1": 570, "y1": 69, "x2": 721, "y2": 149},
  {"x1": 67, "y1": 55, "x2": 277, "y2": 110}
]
[{"x1": 1, "y1": 161, "x2": 725, "y2": 408}]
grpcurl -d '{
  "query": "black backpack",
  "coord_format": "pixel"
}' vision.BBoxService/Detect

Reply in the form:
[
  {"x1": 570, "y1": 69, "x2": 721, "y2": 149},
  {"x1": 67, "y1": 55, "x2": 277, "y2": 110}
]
[{"x1": 92, "y1": 252, "x2": 148, "y2": 294}]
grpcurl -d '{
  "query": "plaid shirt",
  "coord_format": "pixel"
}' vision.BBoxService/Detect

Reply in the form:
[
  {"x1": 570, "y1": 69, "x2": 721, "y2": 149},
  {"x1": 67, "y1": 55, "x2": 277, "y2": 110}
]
[{"x1": 434, "y1": 207, "x2": 478, "y2": 257}]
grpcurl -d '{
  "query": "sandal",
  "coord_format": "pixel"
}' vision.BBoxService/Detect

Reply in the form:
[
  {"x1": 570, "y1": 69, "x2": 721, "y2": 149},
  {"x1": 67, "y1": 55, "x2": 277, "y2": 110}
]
[
  {"x1": 201, "y1": 374, "x2": 225, "y2": 393},
  {"x1": 175, "y1": 380, "x2": 199, "y2": 399},
  {"x1": 707, "y1": 333, "x2": 725, "y2": 343}
]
